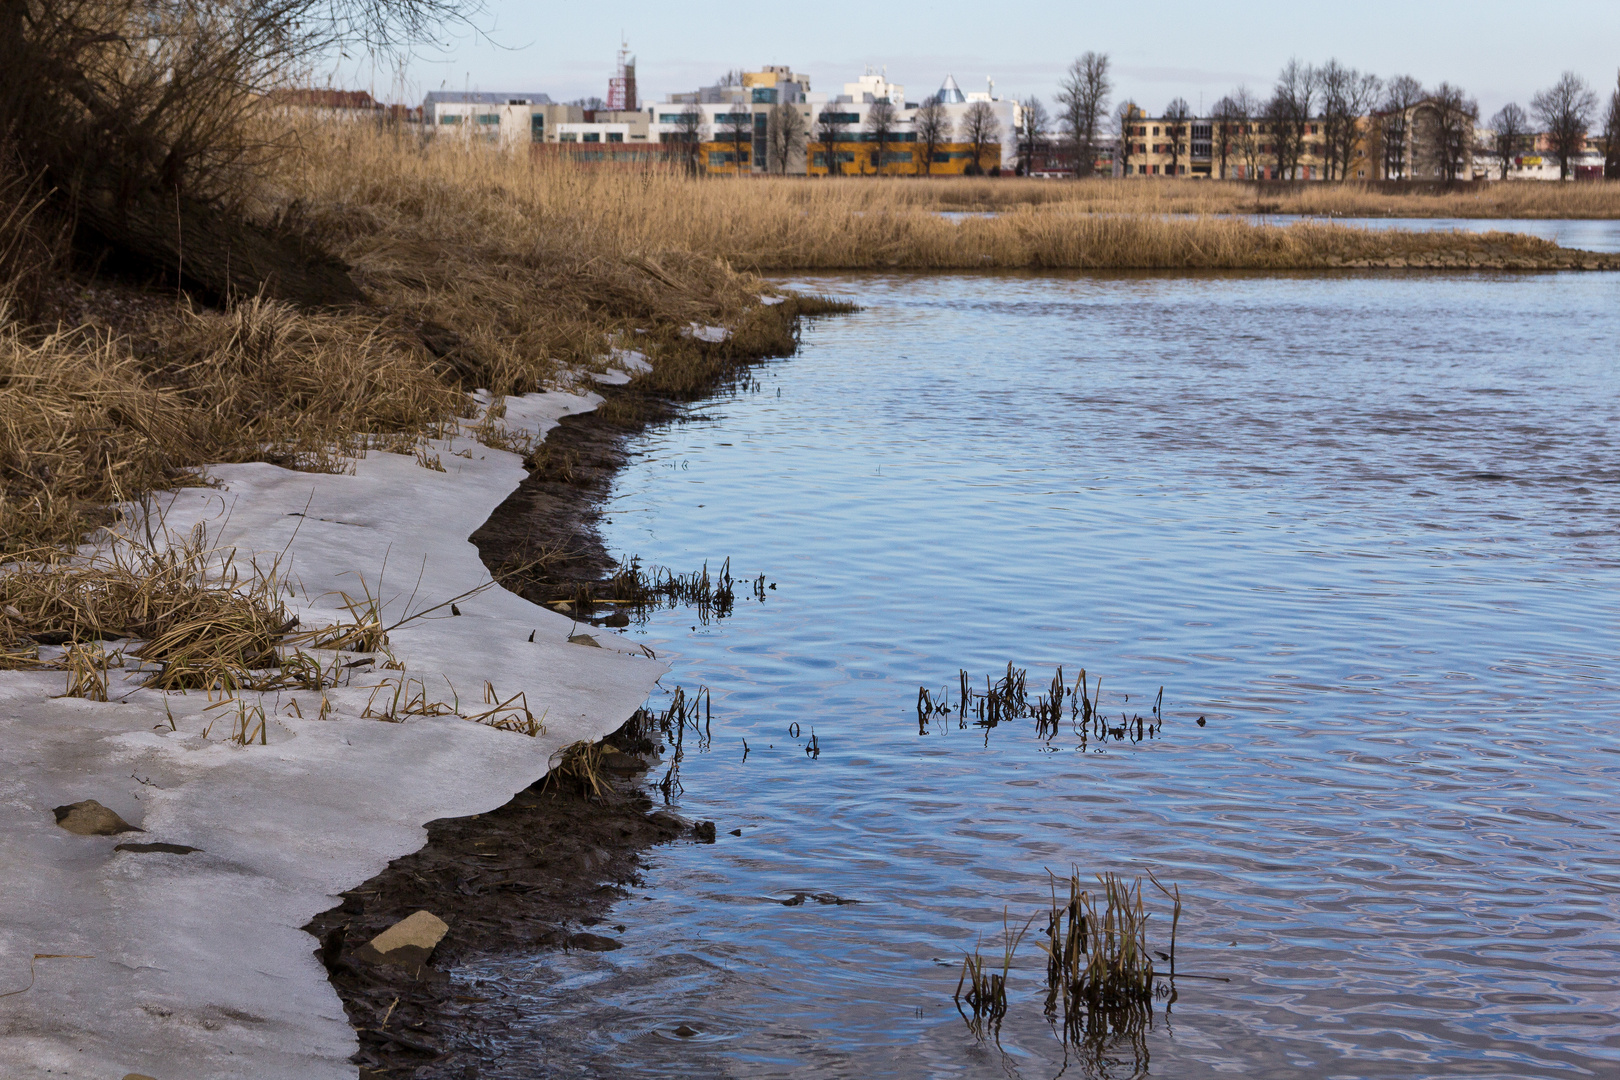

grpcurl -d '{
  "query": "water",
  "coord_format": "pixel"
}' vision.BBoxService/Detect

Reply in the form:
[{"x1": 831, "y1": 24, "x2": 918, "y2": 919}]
[{"x1": 465, "y1": 271, "x2": 1620, "y2": 1078}]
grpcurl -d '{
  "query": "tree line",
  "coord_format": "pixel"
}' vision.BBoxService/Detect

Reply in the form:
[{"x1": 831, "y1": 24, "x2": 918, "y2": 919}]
[{"x1": 1018, "y1": 56, "x2": 1620, "y2": 182}]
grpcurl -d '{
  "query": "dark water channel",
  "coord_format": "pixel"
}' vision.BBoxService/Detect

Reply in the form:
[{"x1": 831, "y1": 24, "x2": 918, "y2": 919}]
[{"x1": 464, "y1": 272, "x2": 1620, "y2": 1078}]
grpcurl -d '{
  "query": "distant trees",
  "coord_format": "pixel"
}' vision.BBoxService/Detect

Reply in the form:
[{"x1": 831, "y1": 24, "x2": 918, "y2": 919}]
[
  {"x1": 1161, "y1": 97, "x2": 1190, "y2": 177},
  {"x1": 959, "y1": 101, "x2": 1002, "y2": 175},
  {"x1": 1604, "y1": 73, "x2": 1620, "y2": 180},
  {"x1": 1057, "y1": 52, "x2": 1112, "y2": 177},
  {"x1": 1115, "y1": 101, "x2": 1141, "y2": 176},
  {"x1": 1211, "y1": 96, "x2": 1239, "y2": 179},
  {"x1": 1266, "y1": 60, "x2": 1318, "y2": 179},
  {"x1": 1016, "y1": 95, "x2": 1048, "y2": 175},
  {"x1": 814, "y1": 106, "x2": 850, "y2": 176},
  {"x1": 1378, "y1": 74, "x2": 1424, "y2": 179},
  {"x1": 915, "y1": 97, "x2": 951, "y2": 176},
  {"x1": 670, "y1": 104, "x2": 708, "y2": 176},
  {"x1": 1429, "y1": 82, "x2": 1477, "y2": 181},
  {"x1": 864, "y1": 98, "x2": 897, "y2": 175},
  {"x1": 1224, "y1": 86, "x2": 1260, "y2": 178},
  {"x1": 1318, "y1": 60, "x2": 1380, "y2": 180},
  {"x1": 766, "y1": 103, "x2": 807, "y2": 174},
  {"x1": 1532, "y1": 72, "x2": 1598, "y2": 179},
  {"x1": 718, "y1": 107, "x2": 752, "y2": 175},
  {"x1": 1488, "y1": 103, "x2": 1531, "y2": 180}
]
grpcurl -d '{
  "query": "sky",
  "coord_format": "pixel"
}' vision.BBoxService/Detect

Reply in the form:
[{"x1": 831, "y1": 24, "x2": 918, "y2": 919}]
[{"x1": 340, "y1": 0, "x2": 1620, "y2": 120}]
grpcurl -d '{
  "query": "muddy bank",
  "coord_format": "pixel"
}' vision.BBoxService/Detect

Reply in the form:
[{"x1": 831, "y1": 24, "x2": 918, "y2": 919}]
[
  {"x1": 302, "y1": 716, "x2": 704, "y2": 1078},
  {"x1": 306, "y1": 295, "x2": 853, "y2": 1078}
]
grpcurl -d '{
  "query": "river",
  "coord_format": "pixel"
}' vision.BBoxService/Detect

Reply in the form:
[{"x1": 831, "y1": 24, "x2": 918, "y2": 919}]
[{"x1": 462, "y1": 269, "x2": 1620, "y2": 1079}]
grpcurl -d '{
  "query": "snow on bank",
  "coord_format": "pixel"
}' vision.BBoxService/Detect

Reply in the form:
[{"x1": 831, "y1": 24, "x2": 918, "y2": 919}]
[{"x1": 0, "y1": 390, "x2": 665, "y2": 1078}]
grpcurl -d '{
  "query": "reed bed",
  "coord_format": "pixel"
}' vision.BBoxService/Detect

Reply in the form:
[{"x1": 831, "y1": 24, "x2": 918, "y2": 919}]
[
  {"x1": 716, "y1": 175, "x2": 1620, "y2": 220},
  {"x1": 918, "y1": 663, "x2": 1163, "y2": 748}
]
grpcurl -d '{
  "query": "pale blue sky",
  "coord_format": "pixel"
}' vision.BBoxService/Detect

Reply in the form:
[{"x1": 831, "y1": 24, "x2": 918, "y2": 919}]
[{"x1": 343, "y1": 0, "x2": 1619, "y2": 118}]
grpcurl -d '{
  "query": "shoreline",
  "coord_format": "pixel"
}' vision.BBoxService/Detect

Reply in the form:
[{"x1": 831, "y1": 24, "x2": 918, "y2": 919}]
[
  {"x1": 0, "y1": 380, "x2": 667, "y2": 1078},
  {"x1": 305, "y1": 298, "x2": 846, "y2": 1076}
]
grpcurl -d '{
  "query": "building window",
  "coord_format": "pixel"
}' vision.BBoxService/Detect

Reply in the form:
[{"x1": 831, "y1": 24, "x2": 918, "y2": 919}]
[
  {"x1": 658, "y1": 113, "x2": 686, "y2": 123},
  {"x1": 607, "y1": 132, "x2": 624, "y2": 142},
  {"x1": 559, "y1": 133, "x2": 577, "y2": 142},
  {"x1": 1191, "y1": 124, "x2": 1211, "y2": 139},
  {"x1": 439, "y1": 114, "x2": 462, "y2": 124},
  {"x1": 819, "y1": 112, "x2": 859, "y2": 124},
  {"x1": 752, "y1": 88, "x2": 778, "y2": 104},
  {"x1": 1152, "y1": 126, "x2": 1160, "y2": 136},
  {"x1": 476, "y1": 113, "x2": 499, "y2": 125},
  {"x1": 583, "y1": 132, "x2": 600, "y2": 143},
  {"x1": 530, "y1": 115, "x2": 544, "y2": 141},
  {"x1": 882, "y1": 151, "x2": 913, "y2": 164}
]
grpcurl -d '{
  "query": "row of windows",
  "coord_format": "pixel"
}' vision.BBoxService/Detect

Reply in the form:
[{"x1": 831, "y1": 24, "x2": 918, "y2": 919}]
[
  {"x1": 558, "y1": 132, "x2": 626, "y2": 143},
  {"x1": 437, "y1": 113, "x2": 502, "y2": 125}
]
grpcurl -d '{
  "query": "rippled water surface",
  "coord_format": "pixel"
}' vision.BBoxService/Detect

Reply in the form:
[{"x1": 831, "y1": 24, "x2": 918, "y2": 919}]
[{"x1": 468, "y1": 272, "x2": 1620, "y2": 1078}]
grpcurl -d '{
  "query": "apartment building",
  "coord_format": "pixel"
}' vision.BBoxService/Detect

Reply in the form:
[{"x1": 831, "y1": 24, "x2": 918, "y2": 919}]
[{"x1": 648, "y1": 68, "x2": 1019, "y2": 176}]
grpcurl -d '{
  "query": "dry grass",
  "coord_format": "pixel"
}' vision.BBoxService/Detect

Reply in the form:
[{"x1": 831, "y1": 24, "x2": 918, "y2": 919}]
[
  {"x1": 710, "y1": 175, "x2": 1620, "y2": 219},
  {"x1": 267, "y1": 135, "x2": 1610, "y2": 273}
]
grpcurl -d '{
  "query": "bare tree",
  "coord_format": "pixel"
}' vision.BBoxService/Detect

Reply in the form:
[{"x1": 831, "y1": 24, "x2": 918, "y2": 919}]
[
  {"x1": 1161, "y1": 97, "x2": 1191, "y2": 177},
  {"x1": 668, "y1": 104, "x2": 709, "y2": 176},
  {"x1": 1532, "y1": 71, "x2": 1598, "y2": 180},
  {"x1": 864, "y1": 98, "x2": 897, "y2": 176},
  {"x1": 1115, "y1": 100, "x2": 1142, "y2": 176},
  {"x1": 1319, "y1": 61, "x2": 1380, "y2": 180},
  {"x1": 718, "y1": 106, "x2": 752, "y2": 176},
  {"x1": 1016, "y1": 96, "x2": 1048, "y2": 175},
  {"x1": 1488, "y1": 103, "x2": 1530, "y2": 180},
  {"x1": 1430, "y1": 82, "x2": 1477, "y2": 181},
  {"x1": 1225, "y1": 86, "x2": 1259, "y2": 179},
  {"x1": 1211, "y1": 96, "x2": 1239, "y2": 179},
  {"x1": 0, "y1": 0, "x2": 478, "y2": 304},
  {"x1": 959, "y1": 101, "x2": 1001, "y2": 175},
  {"x1": 814, "y1": 104, "x2": 851, "y2": 176},
  {"x1": 1057, "y1": 51, "x2": 1112, "y2": 177},
  {"x1": 1604, "y1": 73, "x2": 1620, "y2": 180},
  {"x1": 1269, "y1": 60, "x2": 1318, "y2": 179},
  {"x1": 915, "y1": 97, "x2": 951, "y2": 177},
  {"x1": 765, "y1": 103, "x2": 807, "y2": 175},
  {"x1": 1379, "y1": 74, "x2": 1425, "y2": 179}
]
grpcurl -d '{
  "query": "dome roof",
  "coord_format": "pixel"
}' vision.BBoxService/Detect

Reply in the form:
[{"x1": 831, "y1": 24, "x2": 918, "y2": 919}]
[{"x1": 937, "y1": 74, "x2": 966, "y2": 104}]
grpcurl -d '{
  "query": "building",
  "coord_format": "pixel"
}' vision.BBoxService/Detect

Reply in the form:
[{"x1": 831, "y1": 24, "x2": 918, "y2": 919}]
[{"x1": 648, "y1": 68, "x2": 1019, "y2": 176}]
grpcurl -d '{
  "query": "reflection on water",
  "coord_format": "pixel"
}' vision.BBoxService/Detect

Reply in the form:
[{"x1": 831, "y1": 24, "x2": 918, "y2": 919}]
[{"x1": 466, "y1": 272, "x2": 1620, "y2": 1079}]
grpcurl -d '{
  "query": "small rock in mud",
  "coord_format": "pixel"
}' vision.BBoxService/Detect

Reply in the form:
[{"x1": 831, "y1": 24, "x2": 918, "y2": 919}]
[
  {"x1": 353, "y1": 910, "x2": 449, "y2": 974},
  {"x1": 53, "y1": 800, "x2": 141, "y2": 836},
  {"x1": 673, "y1": 1024, "x2": 700, "y2": 1037},
  {"x1": 692, "y1": 820, "x2": 717, "y2": 843},
  {"x1": 566, "y1": 932, "x2": 622, "y2": 952}
]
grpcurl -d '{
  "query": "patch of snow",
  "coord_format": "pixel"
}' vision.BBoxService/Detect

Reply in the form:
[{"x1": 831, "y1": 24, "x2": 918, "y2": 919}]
[
  {"x1": 759, "y1": 295, "x2": 787, "y2": 306},
  {"x1": 0, "y1": 389, "x2": 662, "y2": 1078},
  {"x1": 683, "y1": 323, "x2": 729, "y2": 343}
]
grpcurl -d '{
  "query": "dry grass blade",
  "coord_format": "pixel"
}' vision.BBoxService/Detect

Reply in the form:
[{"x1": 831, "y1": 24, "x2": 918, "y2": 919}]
[{"x1": 542, "y1": 739, "x2": 609, "y2": 800}]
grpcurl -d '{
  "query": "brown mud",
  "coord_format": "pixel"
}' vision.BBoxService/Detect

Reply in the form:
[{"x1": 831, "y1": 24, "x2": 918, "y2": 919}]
[{"x1": 303, "y1": 295, "x2": 854, "y2": 1078}]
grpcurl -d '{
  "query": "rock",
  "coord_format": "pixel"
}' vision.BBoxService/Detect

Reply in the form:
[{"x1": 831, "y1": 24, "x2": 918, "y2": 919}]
[
  {"x1": 124, "y1": 1074, "x2": 159, "y2": 1080},
  {"x1": 115, "y1": 842, "x2": 199, "y2": 854},
  {"x1": 565, "y1": 932, "x2": 621, "y2": 952},
  {"x1": 353, "y1": 910, "x2": 448, "y2": 974},
  {"x1": 603, "y1": 612, "x2": 630, "y2": 628},
  {"x1": 673, "y1": 1023, "x2": 700, "y2": 1037},
  {"x1": 692, "y1": 821, "x2": 716, "y2": 843},
  {"x1": 567, "y1": 633, "x2": 601, "y2": 648},
  {"x1": 53, "y1": 800, "x2": 142, "y2": 836}
]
